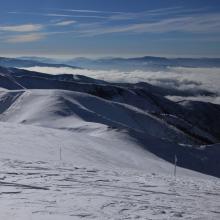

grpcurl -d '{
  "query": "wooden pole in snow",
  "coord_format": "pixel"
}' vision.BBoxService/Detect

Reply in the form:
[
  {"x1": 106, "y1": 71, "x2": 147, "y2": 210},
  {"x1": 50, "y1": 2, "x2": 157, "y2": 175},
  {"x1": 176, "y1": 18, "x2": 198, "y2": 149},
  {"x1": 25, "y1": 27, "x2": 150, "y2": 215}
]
[
  {"x1": 60, "y1": 146, "x2": 62, "y2": 161},
  {"x1": 174, "y1": 154, "x2": 177, "y2": 177}
]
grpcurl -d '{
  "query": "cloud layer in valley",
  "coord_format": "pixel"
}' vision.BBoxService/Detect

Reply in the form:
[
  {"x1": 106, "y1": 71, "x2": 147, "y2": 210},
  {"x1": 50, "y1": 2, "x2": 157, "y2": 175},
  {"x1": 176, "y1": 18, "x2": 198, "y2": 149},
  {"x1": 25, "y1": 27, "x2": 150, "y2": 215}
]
[{"x1": 23, "y1": 66, "x2": 220, "y2": 104}]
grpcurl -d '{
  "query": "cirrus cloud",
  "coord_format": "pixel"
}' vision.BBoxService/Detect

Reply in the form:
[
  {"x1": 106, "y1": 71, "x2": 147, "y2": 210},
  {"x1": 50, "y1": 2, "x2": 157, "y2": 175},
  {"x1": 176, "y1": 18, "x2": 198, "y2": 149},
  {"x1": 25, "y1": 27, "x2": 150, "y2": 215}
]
[
  {"x1": 0, "y1": 24, "x2": 43, "y2": 32},
  {"x1": 5, "y1": 33, "x2": 45, "y2": 43},
  {"x1": 54, "y1": 20, "x2": 76, "y2": 26}
]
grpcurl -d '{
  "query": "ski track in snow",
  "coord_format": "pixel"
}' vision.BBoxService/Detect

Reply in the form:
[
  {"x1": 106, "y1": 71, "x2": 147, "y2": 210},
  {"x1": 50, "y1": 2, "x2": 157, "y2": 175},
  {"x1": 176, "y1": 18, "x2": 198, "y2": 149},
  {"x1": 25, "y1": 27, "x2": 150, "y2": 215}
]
[{"x1": 0, "y1": 159, "x2": 219, "y2": 220}]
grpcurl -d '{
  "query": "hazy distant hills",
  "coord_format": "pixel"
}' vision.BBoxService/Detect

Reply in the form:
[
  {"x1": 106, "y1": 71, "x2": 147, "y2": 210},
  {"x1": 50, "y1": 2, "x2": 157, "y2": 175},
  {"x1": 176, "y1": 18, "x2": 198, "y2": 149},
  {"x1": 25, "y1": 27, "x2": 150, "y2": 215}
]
[
  {"x1": 19, "y1": 56, "x2": 220, "y2": 70},
  {"x1": 0, "y1": 57, "x2": 80, "y2": 69}
]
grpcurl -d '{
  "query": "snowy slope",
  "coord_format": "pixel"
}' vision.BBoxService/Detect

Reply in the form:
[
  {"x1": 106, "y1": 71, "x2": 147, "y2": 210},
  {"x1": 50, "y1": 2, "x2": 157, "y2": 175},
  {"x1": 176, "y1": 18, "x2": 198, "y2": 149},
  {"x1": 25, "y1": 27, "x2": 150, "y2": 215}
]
[
  {"x1": 0, "y1": 88, "x2": 220, "y2": 177},
  {"x1": 0, "y1": 66, "x2": 219, "y2": 219},
  {"x1": 0, "y1": 122, "x2": 219, "y2": 219},
  {"x1": 0, "y1": 89, "x2": 198, "y2": 144},
  {"x1": 0, "y1": 66, "x2": 219, "y2": 143}
]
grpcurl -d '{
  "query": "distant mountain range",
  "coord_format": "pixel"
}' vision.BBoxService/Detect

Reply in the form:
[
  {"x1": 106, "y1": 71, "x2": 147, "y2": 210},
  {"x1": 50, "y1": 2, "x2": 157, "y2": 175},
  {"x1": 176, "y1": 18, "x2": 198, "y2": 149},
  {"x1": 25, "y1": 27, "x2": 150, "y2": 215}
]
[
  {"x1": 0, "y1": 55, "x2": 218, "y2": 71},
  {"x1": 0, "y1": 57, "x2": 80, "y2": 69},
  {"x1": 19, "y1": 56, "x2": 220, "y2": 70}
]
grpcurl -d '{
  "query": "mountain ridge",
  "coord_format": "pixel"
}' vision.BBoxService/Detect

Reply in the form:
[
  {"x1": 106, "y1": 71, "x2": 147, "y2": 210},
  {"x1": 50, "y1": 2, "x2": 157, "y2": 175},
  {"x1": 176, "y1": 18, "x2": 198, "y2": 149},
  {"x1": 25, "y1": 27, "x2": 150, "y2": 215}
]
[
  {"x1": 0, "y1": 66, "x2": 220, "y2": 177},
  {"x1": 18, "y1": 55, "x2": 220, "y2": 70}
]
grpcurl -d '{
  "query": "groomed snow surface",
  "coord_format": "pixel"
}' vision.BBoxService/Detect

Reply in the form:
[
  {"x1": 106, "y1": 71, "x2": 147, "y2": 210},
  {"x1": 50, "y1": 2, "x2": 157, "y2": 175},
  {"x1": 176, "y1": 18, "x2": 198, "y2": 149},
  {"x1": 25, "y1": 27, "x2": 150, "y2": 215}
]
[{"x1": 0, "y1": 122, "x2": 219, "y2": 220}]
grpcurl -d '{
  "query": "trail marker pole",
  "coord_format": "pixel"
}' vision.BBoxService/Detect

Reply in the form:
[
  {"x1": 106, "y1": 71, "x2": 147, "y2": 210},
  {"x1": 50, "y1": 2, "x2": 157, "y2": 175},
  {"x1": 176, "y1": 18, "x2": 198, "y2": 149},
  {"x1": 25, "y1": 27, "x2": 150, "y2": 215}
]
[
  {"x1": 60, "y1": 146, "x2": 62, "y2": 161},
  {"x1": 174, "y1": 154, "x2": 177, "y2": 177}
]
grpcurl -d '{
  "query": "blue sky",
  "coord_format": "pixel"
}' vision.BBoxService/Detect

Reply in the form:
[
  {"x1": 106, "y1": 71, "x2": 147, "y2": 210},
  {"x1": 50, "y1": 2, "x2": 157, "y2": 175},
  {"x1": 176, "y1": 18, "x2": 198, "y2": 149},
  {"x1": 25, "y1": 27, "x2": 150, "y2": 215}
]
[{"x1": 0, "y1": 0, "x2": 220, "y2": 58}]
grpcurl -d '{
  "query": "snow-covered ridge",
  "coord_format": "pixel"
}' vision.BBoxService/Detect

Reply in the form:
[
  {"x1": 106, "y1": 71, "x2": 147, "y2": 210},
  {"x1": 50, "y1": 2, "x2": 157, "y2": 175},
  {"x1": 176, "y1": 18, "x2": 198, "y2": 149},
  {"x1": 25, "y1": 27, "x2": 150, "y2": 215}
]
[
  {"x1": 0, "y1": 66, "x2": 219, "y2": 178},
  {"x1": 0, "y1": 65, "x2": 220, "y2": 219}
]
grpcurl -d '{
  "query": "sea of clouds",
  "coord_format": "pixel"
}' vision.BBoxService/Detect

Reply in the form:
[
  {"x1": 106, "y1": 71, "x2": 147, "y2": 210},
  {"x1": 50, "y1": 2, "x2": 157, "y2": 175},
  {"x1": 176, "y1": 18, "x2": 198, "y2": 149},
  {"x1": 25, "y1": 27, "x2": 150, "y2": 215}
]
[{"x1": 24, "y1": 66, "x2": 220, "y2": 104}]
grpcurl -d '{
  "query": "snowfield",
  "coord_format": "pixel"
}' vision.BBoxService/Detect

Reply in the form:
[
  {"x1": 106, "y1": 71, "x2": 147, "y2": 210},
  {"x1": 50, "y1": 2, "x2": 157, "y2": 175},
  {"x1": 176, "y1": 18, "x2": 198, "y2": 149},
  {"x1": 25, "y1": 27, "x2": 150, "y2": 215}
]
[
  {"x1": 0, "y1": 66, "x2": 219, "y2": 219},
  {"x1": 0, "y1": 122, "x2": 219, "y2": 220}
]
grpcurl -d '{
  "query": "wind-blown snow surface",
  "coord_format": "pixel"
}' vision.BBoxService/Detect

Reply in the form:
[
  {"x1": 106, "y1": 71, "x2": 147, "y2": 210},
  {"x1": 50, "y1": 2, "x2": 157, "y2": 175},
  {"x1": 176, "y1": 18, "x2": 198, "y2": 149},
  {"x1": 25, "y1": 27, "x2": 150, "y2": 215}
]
[
  {"x1": 0, "y1": 122, "x2": 220, "y2": 220},
  {"x1": 0, "y1": 66, "x2": 219, "y2": 219}
]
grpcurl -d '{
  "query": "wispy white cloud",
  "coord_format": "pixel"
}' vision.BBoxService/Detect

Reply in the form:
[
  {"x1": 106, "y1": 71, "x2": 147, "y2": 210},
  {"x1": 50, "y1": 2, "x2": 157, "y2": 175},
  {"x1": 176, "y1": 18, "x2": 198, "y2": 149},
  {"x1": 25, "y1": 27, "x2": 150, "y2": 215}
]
[
  {"x1": 0, "y1": 24, "x2": 43, "y2": 32},
  {"x1": 58, "y1": 9, "x2": 125, "y2": 15},
  {"x1": 5, "y1": 33, "x2": 45, "y2": 43},
  {"x1": 107, "y1": 7, "x2": 183, "y2": 21},
  {"x1": 57, "y1": 7, "x2": 209, "y2": 21},
  {"x1": 54, "y1": 20, "x2": 76, "y2": 26},
  {"x1": 5, "y1": 7, "x2": 220, "y2": 43},
  {"x1": 74, "y1": 13, "x2": 220, "y2": 36},
  {"x1": 9, "y1": 11, "x2": 106, "y2": 19}
]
